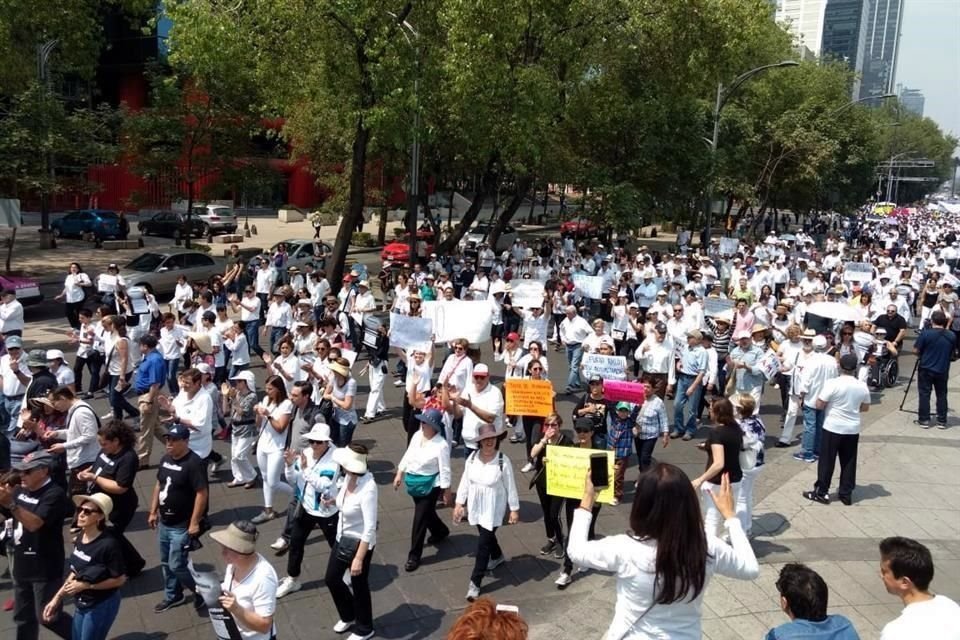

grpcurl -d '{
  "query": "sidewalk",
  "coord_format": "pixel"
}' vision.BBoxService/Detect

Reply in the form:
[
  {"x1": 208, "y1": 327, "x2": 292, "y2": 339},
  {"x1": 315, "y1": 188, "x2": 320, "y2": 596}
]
[{"x1": 525, "y1": 374, "x2": 960, "y2": 640}]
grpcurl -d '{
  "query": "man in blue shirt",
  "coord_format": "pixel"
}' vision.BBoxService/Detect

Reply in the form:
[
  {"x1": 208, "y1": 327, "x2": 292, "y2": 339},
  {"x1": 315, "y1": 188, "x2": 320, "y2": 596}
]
[
  {"x1": 670, "y1": 329, "x2": 707, "y2": 440},
  {"x1": 134, "y1": 334, "x2": 169, "y2": 467},
  {"x1": 913, "y1": 309, "x2": 955, "y2": 428},
  {"x1": 766, "y1": 563, "x2": 860, "y2": 639}
]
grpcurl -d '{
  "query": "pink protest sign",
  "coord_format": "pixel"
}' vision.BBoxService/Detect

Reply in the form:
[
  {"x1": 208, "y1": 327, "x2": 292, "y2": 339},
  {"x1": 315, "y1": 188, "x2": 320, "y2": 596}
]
[{"x1": 603, "y1": 380, "x2": 645, "y2": 405}]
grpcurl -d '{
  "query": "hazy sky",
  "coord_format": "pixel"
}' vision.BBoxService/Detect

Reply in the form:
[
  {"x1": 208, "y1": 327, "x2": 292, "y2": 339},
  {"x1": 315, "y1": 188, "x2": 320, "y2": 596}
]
[{"x1": 897, "y1": 0, "x2": 960, "y2": 139}]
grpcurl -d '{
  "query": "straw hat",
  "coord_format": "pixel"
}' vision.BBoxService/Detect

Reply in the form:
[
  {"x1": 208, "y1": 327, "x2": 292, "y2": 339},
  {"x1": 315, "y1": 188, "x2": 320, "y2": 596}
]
[
  {"x1": 188, "y1": 332, "x2": 213, "y2": 354},
  {"x1": 328, "y1": 361, "x2": 350, "y2": 378},
  {"x1": 332, "y1": 446, "x2": 368, "y2": 474},
  {"x1": 210, "y1": 522, "x2": 258, "y2": 555},
  {"x1": 72, "y1": 493, "x2": 114, "y2": 520}
]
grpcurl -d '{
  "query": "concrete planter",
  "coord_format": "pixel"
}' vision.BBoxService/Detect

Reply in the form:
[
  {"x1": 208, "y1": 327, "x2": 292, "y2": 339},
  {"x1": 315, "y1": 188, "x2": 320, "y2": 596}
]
[{"x1": 278, "y1": 208, "x2": 305, "y2": 223}]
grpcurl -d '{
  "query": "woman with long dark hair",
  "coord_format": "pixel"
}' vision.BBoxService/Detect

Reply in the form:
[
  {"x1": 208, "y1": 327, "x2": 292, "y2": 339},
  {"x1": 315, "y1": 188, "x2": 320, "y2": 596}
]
[
  {"x1": 568, "y1": 464, "x2": 759, "y2": 638},
  {"x1": 692, "y1": 398, "x2": 744, "y2": 537},
  {"x1": 55, "y1": 262, "x2": 92, "y2": 330}
]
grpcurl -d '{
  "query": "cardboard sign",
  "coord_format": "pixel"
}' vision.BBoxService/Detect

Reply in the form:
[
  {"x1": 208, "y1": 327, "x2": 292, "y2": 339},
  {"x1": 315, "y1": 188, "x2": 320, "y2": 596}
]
[
  {"x1": 504, "y1": 379, "x2": 554, "y2": 417},
  {"x1": 719, "y1": 238, "x2": 740, "y2": 256},
  {"x1": 422, "y1": 300, "x2": 493, "y2": 344},
  {"x1": 545, "y1": 445, "x2": 615, "y2": 504},
  {"x1": 582, "y1": 353, "x2": 628, "y2": 380},
  {"x1": 704, "y1": 297, "x2": 736, "y2": 317},
  {"x1": 603, "y1": 379, "x2": 646, "y2": 404},
  {"x1": 572, "y1": 274, "x2": 604, "y2": 299},
  {"x1": 509, "y1": 280, "x2": 546, "y2": 308},
  {"x1": 388, "y1": 313, "x2": 434, "y2": 350}
]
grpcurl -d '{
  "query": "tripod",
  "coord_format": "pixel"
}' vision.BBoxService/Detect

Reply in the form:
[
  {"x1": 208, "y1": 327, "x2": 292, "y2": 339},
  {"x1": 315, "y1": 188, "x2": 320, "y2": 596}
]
[{"x1": 899, "y1": 358, "x2": 920, "y2": 413}]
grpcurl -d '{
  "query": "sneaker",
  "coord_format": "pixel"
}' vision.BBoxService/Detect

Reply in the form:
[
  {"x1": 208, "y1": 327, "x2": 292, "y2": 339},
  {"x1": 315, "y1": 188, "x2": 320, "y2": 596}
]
[
  {"x1": 539, "y1": 540, "x2": 557, "y2": 555},
  {"x1": 154, "y1": 594, "x2": 187, "y2": 613},
  {"x1": 555, "y1": 572, "x2": 572, "y2": 589},
  {"x1": 270, "y1": 537, "x2": 289, "y2": 552},
  {"x1": 914, "y1": 419, "x2": 932, "y2": 429},
  {"x1": 520, "y1": 462, "x2": 534, "y2": 473},
  {"x1": 332, "y1": 619, "x2": 355, "y2": 634},
  {"x1": 393, "y1": 379, "x2": 404, "y2": 387},
  {"x1": 775, "y1": 441, "x2": 791, "y2": 448},
  {"x1": 250, "y1": 510, "x2": 278, "y2": 525},
  {"x1": 792, "y1": 452, "x2": 816, "y2": 462},
  {"x1": 347, "y1": 632, "x2": 374, "y2": 640},
  {"x1": 669, "y1": 431, "x2": 682, "y2": 439},
  {"x1": 553, "y1": 545, "x2": 565, "y2": 560},
  {"x1": 193, "y1": 593, "x2": 207, "y2": 611},
  {"x1": 276, "y1": 576, "x2": 302, "y2": 598},
  {"x1": 465, "y1": 582, "x2": 480, "y2": 602},
  {"x1": 100, "y1": 412, "x2": 115, "y2": 421},
  {"x1": 681, "y1": 434, "x2": 693, "y2": 441},
  {"x1": 936, "y1": 422, "x2": 948, "y2": 430},
  {"x1": 802, "y1": 490, "x2": 830, "y2": 505},
  {"x1": 486, "y1": 555, "x2": 506, "y2": 572},
  {"x1": 610, "y1": 498, "x2": 620, "y2": 506}
]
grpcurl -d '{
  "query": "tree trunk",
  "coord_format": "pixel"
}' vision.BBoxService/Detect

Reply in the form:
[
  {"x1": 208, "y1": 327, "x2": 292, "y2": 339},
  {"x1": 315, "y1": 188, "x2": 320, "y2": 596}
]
[
  {"x1": 376, "y1": 202, "x2": 388, "y2": 245},
  {"x1": 487, "y1": 174, "x2": 534, "y2": 251},
  {"x1": 331, "y1": 118, "x2": 370, "y2": 293},
  {"x1": 5, "y1": 227, "x2": 16, "y2": 272},
  {"x1": 434, "y1": 155, "x2": 498, "y2": 255}
]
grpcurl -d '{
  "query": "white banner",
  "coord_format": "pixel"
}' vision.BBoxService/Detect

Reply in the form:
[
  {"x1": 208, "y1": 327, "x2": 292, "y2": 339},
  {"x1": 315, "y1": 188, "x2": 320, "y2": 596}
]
[
  {"x1": 388, "y1": 313, "x2": 434, "y2": 350},
  {"x1": 573, "y1": 274, "x2": 604, "y2": 299},
  {"x1": 719, "y1": 238, "x2": 739, "y2": 256},
  {"x1": 581, "y1": 353, "x2": 627, "y2": 380},
  {"x1": 423, "y1": 300, "x2": 493, "y2": 344},
  {"x1": 509, "y1": 280, "x2": 545, "y2": 308},
  {"x1": 704, "y1": 297, "x2": 736, "y2": 317}
]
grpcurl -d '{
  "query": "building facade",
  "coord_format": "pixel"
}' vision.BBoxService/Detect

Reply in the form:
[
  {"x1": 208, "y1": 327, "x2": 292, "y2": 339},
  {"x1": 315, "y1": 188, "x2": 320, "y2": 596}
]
[
  {"x1": 898, "y1": 87, "x2": 925, "y2": 116},
  {"x1": 776, "y1": 0, "x2": 830, "y2": 56},
  {"x1": 820, "y1": 0, "x2": 871, "y2": 99}
]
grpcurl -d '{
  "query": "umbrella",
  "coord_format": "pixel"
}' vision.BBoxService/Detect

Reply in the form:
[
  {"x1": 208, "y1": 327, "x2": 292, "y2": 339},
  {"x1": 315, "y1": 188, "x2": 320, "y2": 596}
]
[
  {"x1": 779, "y1": 233, "x2": 797, "y2": 242},
  {"x1": 806, "y1": 301, "x2": 864, "y2": 323}
]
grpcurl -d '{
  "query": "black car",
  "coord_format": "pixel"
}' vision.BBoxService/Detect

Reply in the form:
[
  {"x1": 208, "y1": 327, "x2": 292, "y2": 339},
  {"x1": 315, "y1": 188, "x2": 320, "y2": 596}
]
[{"x1": 138, "y1": 211, "x2": 207, "y2": 238}]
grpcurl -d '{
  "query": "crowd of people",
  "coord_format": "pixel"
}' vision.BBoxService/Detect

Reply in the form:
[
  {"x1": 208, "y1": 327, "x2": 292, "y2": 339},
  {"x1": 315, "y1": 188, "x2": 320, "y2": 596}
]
[{"x1": 1, "y1": 208, "x2": 960, "y2": 640}]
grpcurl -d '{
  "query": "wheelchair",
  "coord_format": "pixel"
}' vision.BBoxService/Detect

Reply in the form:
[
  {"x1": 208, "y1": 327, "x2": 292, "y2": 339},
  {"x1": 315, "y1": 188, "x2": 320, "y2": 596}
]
[{"x1": 867, "y1": 351, "x2": 899, "y2": 389}]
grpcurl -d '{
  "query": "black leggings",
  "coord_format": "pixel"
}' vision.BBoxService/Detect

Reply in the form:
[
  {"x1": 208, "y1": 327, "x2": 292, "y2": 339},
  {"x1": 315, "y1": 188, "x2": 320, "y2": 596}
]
[
  {"x1": 521, "y1": 415, "x2": 544, "y2": 461},
  {"x1": 535, "y1": 481, "x2": 564, "y2": 543},
  {"x1": 287, "y1": 510, "x2": 337, "y2": 577}
]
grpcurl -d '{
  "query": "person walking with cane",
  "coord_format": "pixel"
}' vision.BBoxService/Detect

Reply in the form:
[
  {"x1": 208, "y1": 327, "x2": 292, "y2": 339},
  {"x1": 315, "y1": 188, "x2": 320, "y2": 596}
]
[{"x1": 913, "y1": 310, "x2": 955, "y2": 429}]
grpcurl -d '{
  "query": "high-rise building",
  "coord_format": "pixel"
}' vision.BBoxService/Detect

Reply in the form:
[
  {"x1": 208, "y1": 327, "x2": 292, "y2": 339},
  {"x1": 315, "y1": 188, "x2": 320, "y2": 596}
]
[
  {"x1": 820, "y1": 0, "x2": 871, "y2": 99},
  {"x1": 899, "y1": 87, "x2": 925, "y2": 116},
  {"x1": 860, "y1": 0, "x2": 904, "y2": 101},
  {"x1": 776, "y1": 0, "x2": 830, "y2": 56}
]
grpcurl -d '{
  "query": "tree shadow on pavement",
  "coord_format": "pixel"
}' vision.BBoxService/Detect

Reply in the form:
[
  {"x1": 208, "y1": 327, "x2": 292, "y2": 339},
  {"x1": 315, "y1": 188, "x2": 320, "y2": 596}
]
[{"x1": 374, "y1": 604, "x2": 445, "y2": 639}]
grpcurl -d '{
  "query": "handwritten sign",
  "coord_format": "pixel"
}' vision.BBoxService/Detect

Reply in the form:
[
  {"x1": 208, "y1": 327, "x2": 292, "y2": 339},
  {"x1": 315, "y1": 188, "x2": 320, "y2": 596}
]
[
  {"x1": 603, "y1": 380, "x2": 646, "y2": 404},
  {"x1": 719, "y1": 238, "x2": 740, "y2": 256},
  {"x1": 704, "y1": 297, "x2": 736, "y2": 317},
  {"x1": 582, "y1": 353, "x2": 627, "y2": 380},
  {"x1": 572, "y1": 274, "x2": 604, "y2": 299},
  {"x1": 509, "y1": 280, "x2": 545, "y2": 308},
  {"x1": 504, "y1": 379, "x2": 554, "y2": 417},
  {"x1": 388, "y1": 313, "x2": 434, "y2": 350},
  {"x1": 758, "y1": 350, "x2": 781, "y2": 381},
  {"x1": 545, "y1": 446, "x2": 615, "y2": 504}
]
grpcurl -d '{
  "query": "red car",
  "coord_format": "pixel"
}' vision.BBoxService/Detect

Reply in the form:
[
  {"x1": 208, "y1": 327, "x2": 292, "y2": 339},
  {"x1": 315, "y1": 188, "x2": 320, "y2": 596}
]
[
  {"x1": 560, "y1": 216, "x2": 599, "y2": 238},
  {"x1": 380, "y1": 230, "x2": 435, "y2": 263}
]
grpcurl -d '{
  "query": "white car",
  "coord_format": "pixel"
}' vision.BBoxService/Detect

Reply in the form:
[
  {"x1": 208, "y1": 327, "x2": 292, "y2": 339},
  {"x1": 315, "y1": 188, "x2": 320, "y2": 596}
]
[
  {"x1": 457, "y1": 222, "x2": 518, "y2": 253},
  {"x1": 190, "y1": 204, "x2": 239, "y2": 235}
]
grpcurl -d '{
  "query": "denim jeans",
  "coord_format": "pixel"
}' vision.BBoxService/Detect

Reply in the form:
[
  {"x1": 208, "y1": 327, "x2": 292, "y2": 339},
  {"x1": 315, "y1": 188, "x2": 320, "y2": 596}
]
[
  {"x1": 109, "y1": 375, "x2": 139, "y2": 421},
  {"x1": 158, "y1": 523, "x2": 196, "y2": 601},
  {"x1": 165, "y1": 358, "x2": 180, "y2": 395},
  {"x1": 244, "y1": 319, "x2": 262, "y2": 357},
  {"x1": 72, "y1": 590, "x2": 121, "y2": 640},
  {"x1": 917, "y1": 368, "x2": 948, "y2": 423},
  {"x1": 338, "y1": 421, "x2": 357, "y2": 447},
  {"x1": 801, "y1": 405, "x2": 824, "y2": 459},
  {"x1": 673, "y1": 375, "x2": 702, "y2": 436},
  {"x1": 268, "y1": 325, "x2": 286, "y2": 355},
  {"x1": 565, "y1": 344, "x2": 584, "y2": 390},
  {"x1": 2, "y1": 394, "x2": 23, "y2": 437}
]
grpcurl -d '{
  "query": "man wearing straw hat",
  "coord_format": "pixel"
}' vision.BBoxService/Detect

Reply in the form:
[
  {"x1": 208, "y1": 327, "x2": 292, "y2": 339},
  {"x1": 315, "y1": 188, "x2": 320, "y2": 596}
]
[{"x1": 210, "y1": 520, "x2": 278, "y2": 640}]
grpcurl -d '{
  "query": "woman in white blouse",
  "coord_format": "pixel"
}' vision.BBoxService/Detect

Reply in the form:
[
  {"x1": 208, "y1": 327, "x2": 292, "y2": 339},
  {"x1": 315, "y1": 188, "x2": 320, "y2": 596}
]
[
  {"x1": 438, "y1": 338, "x2": 474, "y2": 392},
  {"x1": 251, "y1": 375, "x2": 294, "y2": 525},
  {"x1": 263, "y1": 337, "x2": 301, "y2": 394},
  {"x1": 454, "y1": 423, "x2": 520, "y2": 602},
  {"x1": 54, "y1": 262, "x2": 92, "y2": 330},
  {"x1": 326, "y1": 444, "x2": 378, "y2": 640},
  {"x1": 172, "y1": 275, "x2": 193, "y2": 319},
  {"x1": 101, "y1": 315, "x2": 139, "y2": 423},
  {"x1": 567, "y1": 464, "x2": 759, "y2": 640},
  {"x1": 392, "y1": 408, "x2": 452, "y2": 572},
  {"x1": 324, "y1": 358, "x2": 358, "y2": 447}
]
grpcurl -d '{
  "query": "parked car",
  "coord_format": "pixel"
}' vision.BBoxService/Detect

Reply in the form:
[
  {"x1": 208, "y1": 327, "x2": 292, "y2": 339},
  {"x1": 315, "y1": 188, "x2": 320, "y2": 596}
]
[
  {"x1": 457, "y1": 222, "x2": 518, "y2": 253},
  {"x1": 0, "y1": 274, "x2": 42, "y2": 306},
  {"x1": 191, "y1": 204, "x2": 239, "y2": 235},
  {"x1": 51, "y1": 210, "x2": 122, "y2": 240},
  {"x1": 381, "y1": 229, "x2": 435, "y2": 263},
  {"x1": 138, "y1": 210, "x2": 207, "y2": 238},
  {"x1": 118, "y1": 251, "x2": 222, "y2": 295},
  {"x1": 560, "y1": 216, "x2": 599, "y2": 238},
  {"x1": 245, "y1": 239, "x2": 335, "y2": 276}
]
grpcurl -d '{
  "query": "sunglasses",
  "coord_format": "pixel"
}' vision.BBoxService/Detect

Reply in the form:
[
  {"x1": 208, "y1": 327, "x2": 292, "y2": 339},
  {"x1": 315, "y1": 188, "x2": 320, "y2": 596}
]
[
  {"x1": 530, "y1": 367, "x2": 543, "y2": 372},
  {"x1": 77, "y1": 506, "x2": 102, "y2": 516},
  {"x1": 473, "y1": 375, "x2": 488, "y2": 380},
  {"x1": 544, "y1": 421, "x2": 559, "y2": 426},
  {"x1": 454, "y1": 346, "x2": 465, "y2": 351}
]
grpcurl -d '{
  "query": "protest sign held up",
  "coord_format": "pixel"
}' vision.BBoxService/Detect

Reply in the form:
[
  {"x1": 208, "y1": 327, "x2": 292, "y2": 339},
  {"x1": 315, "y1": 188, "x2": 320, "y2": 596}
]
[
  {"x1": 546, "y1": 446, "x2": 615, "y2": 504},
  {"x1": 603, "y1": 380, "x2": 646, "y2": 405},
  {"x1": 504, "y1": 379, "x2": 554, "y2": 417},
  {"x1": 388, "y1": 313, "x2": 434, "y2": 350},
  {"x1": 582, "y1": 353, "x2": 628, "y2": 380}
]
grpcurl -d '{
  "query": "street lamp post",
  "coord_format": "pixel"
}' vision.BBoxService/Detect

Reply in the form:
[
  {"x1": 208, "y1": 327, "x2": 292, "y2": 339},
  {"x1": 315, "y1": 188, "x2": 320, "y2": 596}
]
[
  {"x1": 389, "y1": 13, "x2": 421, "y2": 267},
  {"x1": 703, "y1": 61, "x2": 799, "y2": 244},
  {"x1": 38, "y1": 39, "x2": 58, "y2": 245}
]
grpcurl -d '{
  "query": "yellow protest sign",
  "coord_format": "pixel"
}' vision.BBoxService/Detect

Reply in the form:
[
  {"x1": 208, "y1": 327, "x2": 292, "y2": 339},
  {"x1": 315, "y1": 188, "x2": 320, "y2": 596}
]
[
  {"x1": 504, "y1": 379, "x2": 554, "y2": 417},
  {"x1": 545, "y1": 445, "x2": 616, "y2": 505}
]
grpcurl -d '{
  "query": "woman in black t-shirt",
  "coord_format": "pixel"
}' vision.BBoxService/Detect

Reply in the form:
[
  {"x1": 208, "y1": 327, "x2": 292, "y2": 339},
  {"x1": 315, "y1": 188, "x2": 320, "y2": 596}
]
[
  {"x1": 77, "y1": 421, "x2": 144, "y2": 576},
  {"x1": 43, "y1": 493, "x2": 126, "y2": 640},
  {"x1": 691, "y1": 398, "x2": 743, "y2": 539}
]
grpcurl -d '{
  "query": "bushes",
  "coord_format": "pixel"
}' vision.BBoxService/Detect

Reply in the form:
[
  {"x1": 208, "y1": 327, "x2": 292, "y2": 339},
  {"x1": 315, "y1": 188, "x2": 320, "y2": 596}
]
[{"x1": 351, "y1": 232, "x2": 377, "y2": 247}]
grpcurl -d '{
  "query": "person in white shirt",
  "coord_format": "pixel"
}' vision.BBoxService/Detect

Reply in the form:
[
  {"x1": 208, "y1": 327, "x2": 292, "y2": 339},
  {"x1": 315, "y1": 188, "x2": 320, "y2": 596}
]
[
  {"x1": 393, "y1": 408, "x2": 452, "y2": 572},
  {"x1": 254, "y1": 260, "x2": 277, "y2": 316},
  {"x1": 802, "y1": 354, "x2": 869, "y2": 506},
  {"x1": 0, "y1": 289, "x2": 24, "y2": 337},
  {"x1": 223, "y1": 323, "x2": 251, "y2": 378},
  {"x1": 878, "y1": 536, "x2": 960, "y2": 640},
  {"x1": 559, "y1": 305, "x2": 592, "y2": 393},
  {"x1": 568, "y1": 464, "x2": 759, "y2": 640},
  {"x1": 636, "y1": 323, "x2": 676, "y2": 398},
  {"x1": 796, "y1": 336, "x2": 838, "y2": 462},
  {"x1": 46, "y1": 349, "x2": 75, "y2": 392},
  {"x1": 264, "y1": 289, "x2": 292, "y2": 356},
  {"x1": 446, "y1": 363, "x2": 503, "y2": 451},
  {"x1": 210, "y1": 520, "x2": 279, "y2": 640},
  {"x1": 55, "y1": 262, "x2": 92, "y2": 330},
  {"x1": 231, "y1": 287, "x2": 264, "y2": 358},
  {"x1": 348, "y1": 281, "x2": 376, "y2": 351},
  {"x1": 95, "y1": 264, "x2": 125, "y2": 309},
  {"x1": 454, "y1": 423, "x2": 520, "y2": 602},
  {"x1": 326, "y1": 444, "x2": 378, "y2": 640},
  {"x1": 160, "y1": 367, "x2": 215, "y2": 465},
  {"x1": 521, "y1": 302, "x2": 550, "y2": 349}
]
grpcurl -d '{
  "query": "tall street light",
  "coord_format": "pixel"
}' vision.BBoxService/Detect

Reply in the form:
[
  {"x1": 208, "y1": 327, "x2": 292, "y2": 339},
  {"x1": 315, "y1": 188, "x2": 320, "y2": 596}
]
[
  {"x1": 37, "y1": 39, "x2": 58, "y2": 243},
  {"x1": 703, "y1": 61, "x2": 799, "y2": 243},
  {"x1": 828, "y1": 92, "x2": 896, "y2": 118},
  {"x1": 389, "y1": 12, "x2": 421, "y2": 267}
]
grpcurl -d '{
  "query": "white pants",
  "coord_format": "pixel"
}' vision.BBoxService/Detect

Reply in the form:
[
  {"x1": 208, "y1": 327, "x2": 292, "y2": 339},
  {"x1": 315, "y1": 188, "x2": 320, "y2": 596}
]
[
  {"x1": 736, "y1": 465, "x2": 761, "y2": 534},
  {"x1": 230, "y1": 434, "x2": 257, "y2": 483},
  {"x1": 857, "y1": 364, "x2": 870, "y2": 384},
  {"x1": 781, "y1": 396, "x2": 801, "y2": 444},
  {"x1": 702, "y1": 481, "x2": 742, "y2": 538},
  {"x1": 256, "y1": 448, "x2": 292, "y2": 510},
  {"x1": 364, "y1": 363, "x2": 387, "y2": 418}
]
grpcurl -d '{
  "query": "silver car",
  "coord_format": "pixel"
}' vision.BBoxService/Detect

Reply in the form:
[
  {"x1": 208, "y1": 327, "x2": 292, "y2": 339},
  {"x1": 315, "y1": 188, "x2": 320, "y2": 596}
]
[
  {"x1": 119, "y1": 250, "x2": 222, "y2": 295},
  {"x1": 457, "y1": 222, "x2": 518, "y2": 253},
  {"x1": 245, "y1": 239, "x2": 335, "y2": 275},
  {"x1": 191, "y1": 204, "x2": 239, "y2": 235}
]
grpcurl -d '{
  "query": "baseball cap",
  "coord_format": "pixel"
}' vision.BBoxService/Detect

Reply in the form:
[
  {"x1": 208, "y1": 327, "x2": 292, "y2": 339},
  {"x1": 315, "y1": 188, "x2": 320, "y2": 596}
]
[
  {"x1": 46, "y1": 349, "x2": 65, "y2": 361},
  {"x1": 812, "y1": 335, "x2": 827, "y2": 349},
  {"x1": 229, "y1": 370, "x2": 255, "y2": 387},
  {"x1": 13, "y1": 450, "x2": 55, "y2": 471},
  {"x1": 615, "y1": 401, "x2": 631, "y2": 412},
  {"x1": 473, "y1": 364, "x2": 489, "y2": 377},
  {"x1": 506, "y1": 332, "x2": 520, "y2": 342},
  {"x1": 195, "y1": 362, "x2": 213, "y2": 375},
  {"x1": 5, "y1": 336, "x2": 22, "y2": 349},
  {"x1": 164, "y1": 423, "x2": 190, "y2": 440}
]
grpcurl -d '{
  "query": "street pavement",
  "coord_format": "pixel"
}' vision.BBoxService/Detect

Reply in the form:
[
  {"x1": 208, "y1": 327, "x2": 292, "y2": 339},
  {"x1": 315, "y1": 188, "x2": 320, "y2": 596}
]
[{"x1": 0, "y1": 333, "x2": 957, "y2": 640}]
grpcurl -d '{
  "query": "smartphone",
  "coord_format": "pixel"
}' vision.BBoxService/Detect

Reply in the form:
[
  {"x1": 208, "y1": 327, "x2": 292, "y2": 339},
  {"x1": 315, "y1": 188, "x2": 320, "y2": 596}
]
[{"x1": 589, "y1": 453, "x2": 609, "y2": 489}]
